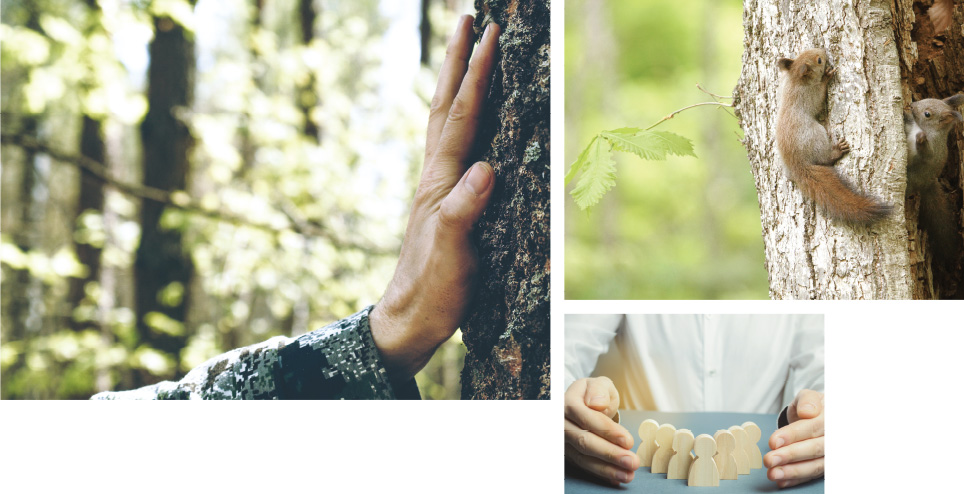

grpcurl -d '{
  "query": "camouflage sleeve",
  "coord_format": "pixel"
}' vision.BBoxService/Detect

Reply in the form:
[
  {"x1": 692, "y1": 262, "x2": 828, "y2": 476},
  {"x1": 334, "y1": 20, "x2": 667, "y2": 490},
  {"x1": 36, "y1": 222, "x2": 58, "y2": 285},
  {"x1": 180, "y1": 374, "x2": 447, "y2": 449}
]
[{"x1": 91, "y1": 305, "x2": 420, "y2": 400}]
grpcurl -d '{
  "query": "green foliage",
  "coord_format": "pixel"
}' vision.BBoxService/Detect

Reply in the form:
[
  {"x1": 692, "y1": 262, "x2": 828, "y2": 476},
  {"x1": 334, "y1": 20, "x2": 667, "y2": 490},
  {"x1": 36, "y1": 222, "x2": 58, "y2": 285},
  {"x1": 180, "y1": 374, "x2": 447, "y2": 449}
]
[
  {"x1": 565, "y1": 0, "x2": 767, "y2": 299},
  {"x1": 1, "y1": 0, "x2": 467, "y2": 399},
  {"x1": 567, "y1": 128, "x2": 696, "y2": 210}
]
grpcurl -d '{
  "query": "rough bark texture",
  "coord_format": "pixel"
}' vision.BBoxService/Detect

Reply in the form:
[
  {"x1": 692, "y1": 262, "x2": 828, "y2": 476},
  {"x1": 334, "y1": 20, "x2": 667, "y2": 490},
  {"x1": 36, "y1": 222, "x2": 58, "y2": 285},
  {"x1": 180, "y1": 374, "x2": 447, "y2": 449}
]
[
  {"x1": 460, "y1": 0, "x2": 550, "y2": 399},
  {"x1": 891, "y1": 0, "x2": 964, "y2": 298},
  {"x1": 134, "y1": 14, "x2": 195, "y2": 384},
  {"x1": 735, "y1": 0, "x2": 913, "y2": 299}
]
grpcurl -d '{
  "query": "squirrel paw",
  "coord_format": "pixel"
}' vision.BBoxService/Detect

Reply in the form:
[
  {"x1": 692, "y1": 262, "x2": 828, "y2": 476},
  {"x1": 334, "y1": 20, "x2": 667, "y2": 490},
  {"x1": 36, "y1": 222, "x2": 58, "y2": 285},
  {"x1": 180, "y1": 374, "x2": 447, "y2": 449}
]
[
  {"x1": 833, "y1": 138, "x2": 851, "y2": 155},
  {"x1": 916, "y1": 131, "x2": 927, "y2": 146},
  {"x1": 825, "y1": 66, "x2": 837, "y2": 80}
]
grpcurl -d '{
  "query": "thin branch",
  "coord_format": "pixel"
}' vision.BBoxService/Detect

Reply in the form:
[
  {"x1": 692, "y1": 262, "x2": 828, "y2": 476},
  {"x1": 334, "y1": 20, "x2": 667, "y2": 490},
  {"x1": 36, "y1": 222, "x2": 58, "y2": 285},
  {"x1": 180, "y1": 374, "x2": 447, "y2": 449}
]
[
  {"x1": 695, "y1": 83, "x2": 733, "y2": 101},
  {"x1": 1, "y1": 133, "x2": 397, "y2": 255},
  {"x1": 644, "y1": 101, "x2": 734, "y2": 131}
]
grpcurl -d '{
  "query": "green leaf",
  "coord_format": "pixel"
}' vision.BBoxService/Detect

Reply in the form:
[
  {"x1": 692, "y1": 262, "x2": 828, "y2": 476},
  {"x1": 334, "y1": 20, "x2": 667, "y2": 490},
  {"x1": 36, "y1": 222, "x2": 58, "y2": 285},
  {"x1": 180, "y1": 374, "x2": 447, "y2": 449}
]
[
  {"x1": 564, "y1": 136, "x2": 596, "y2": 186},
  {"x1": 570, "y1": 139, "x2": 617, "y2": 210},
  {"x1": 601, "y1": 130, "x2": 696, "y2": 160}
]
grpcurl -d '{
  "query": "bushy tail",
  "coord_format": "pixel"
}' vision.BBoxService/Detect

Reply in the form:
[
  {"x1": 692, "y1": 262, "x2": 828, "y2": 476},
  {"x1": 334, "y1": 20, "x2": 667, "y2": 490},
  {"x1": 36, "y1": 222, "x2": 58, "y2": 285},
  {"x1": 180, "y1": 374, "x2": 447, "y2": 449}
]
[
  {"x1": 929, "y1": 0, "x2": 955, "y2": 33},
  {"x1": 790, "y1": 165, "x2": 892, "y2": 224},
  {"x1": 919, "y1": 183, "x2": 963, "y2": 267}
]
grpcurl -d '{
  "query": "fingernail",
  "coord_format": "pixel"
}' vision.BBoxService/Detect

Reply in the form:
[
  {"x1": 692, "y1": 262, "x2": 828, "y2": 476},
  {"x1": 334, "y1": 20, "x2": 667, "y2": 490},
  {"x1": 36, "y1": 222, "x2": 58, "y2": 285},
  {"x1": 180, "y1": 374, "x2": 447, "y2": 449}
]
[
  {"x1": 464, "y1": 163, "x2": 492, "y2": 195},
  {"x1": 483, "y1": 22, "x2": 492, "y2": 40},
  {"x1": 588, "y1": 395, "x2": 606, "y2": 407},
  {"x1": 774, "y1": 437, "x2": 785, "y2": 449},
  {"x1": 620, "y1": 456, "x2": 634, "y2": 469},
  {"x1": 801, "y1": 403, "x2": 816, "y2": 414},
  {"x1": 772, "y1": 468, "x2": 784, "y2": 480},
  {"x1": 770, "y1": 455, "x2": 783, "y2": 467},
  {"x1": 615, "y1": 471, "x2": 629, "y2": 482}
]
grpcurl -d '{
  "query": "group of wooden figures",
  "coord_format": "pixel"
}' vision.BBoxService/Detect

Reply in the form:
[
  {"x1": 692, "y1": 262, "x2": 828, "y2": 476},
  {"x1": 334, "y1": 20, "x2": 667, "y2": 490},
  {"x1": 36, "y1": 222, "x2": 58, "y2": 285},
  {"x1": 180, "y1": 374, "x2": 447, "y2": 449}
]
[{"x1": 636, "y1": 420, "x2": 764, "y2": 487}]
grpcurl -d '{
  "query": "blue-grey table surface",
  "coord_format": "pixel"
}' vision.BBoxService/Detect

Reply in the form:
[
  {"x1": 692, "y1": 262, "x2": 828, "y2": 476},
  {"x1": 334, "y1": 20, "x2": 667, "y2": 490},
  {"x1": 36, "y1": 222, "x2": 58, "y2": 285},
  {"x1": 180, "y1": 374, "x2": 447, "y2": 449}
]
[{"x1": 565, "y1": 411, "x2": 825, "y2": 493}]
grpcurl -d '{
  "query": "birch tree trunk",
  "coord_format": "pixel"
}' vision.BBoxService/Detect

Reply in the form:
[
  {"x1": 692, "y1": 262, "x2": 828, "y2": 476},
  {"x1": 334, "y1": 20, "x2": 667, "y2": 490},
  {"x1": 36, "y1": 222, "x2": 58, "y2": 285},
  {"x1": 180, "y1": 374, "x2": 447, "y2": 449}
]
[
  {"x1": 736, "y1": 0, "x2": 920, "y2": 299},
  {"x1": 460, "y1": 0, "x2": 550, "y2": 399}
]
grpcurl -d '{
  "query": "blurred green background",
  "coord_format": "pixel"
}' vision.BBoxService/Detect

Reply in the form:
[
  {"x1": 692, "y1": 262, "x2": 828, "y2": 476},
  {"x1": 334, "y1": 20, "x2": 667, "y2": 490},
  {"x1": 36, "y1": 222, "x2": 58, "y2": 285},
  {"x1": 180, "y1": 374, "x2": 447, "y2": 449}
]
[
  {"x1": 565, "y1": 0, "x2": 768, "y2": 300},
  {"x1": 1, "y1": 0, "x2": 472, "y2": 399}
]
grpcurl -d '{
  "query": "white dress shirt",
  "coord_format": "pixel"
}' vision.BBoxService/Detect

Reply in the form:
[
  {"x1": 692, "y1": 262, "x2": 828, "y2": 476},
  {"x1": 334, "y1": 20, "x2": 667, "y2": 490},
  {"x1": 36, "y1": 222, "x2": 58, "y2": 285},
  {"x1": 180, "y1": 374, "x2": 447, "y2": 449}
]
[{"x1": 565, "y1": 314, "x2": 824, "y2": 413}]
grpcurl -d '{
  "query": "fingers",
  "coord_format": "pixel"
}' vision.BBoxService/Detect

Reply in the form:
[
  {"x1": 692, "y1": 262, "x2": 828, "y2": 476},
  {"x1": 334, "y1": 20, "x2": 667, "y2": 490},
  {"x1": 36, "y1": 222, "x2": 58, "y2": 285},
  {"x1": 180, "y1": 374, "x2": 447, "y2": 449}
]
[
  {"x1": 583, "y1": 376, "x2": 619, "y2": 418},
  {"x1": 769, "y1": 414, "x2": 824, "y2": 450},
  {"x1": 565, "y1": 419, "x2": 639, "y2": 470},
  {"x1": 765, "y1": 436, "x2": 824, "y2": 468},
  {"x1": 431, "y1": 22, "x2": 500, "y2": 181},
  {"x1": 565, "y1": 444, "x2": 636, "y2": 485},
  {"x1": 790, "y1": 389, "x2": 824, "y2": 420},
  {"x1": 425, "y1": 15, "x2": 475, "y2": 162},
  {"x1": 768, "y1": 457, "x2": 824, "y2": 485},
  {"x1": 436, "y1": 162, "x2": 494, "y2": 237}
]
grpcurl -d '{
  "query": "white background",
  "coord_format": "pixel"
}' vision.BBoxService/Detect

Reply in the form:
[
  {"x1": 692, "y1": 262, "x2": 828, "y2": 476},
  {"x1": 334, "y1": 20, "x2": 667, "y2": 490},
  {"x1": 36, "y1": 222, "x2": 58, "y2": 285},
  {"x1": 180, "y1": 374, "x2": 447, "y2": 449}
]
[{"x1": 3, "y1": 1, "x2": 964, "y2": 492}]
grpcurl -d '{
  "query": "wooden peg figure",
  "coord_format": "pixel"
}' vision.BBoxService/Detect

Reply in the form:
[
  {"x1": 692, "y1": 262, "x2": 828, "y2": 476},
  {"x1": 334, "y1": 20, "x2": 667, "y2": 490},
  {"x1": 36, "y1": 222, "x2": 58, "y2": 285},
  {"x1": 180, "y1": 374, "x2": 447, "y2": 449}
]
[
  {"x1": 650, "y1": 423, "x2": 677, "y2": 474},
  {"x1": 667, "y1": 429, "x2": 695, "y2": 480},
  {"x1": 741, "y1": 421, "x2": 763, "y2": 469},
  {"x1": 636, "y1": 419, "x2": 659, "y2": 468},
  {"x1": 713, "y1": 429, "x2": 738, "y2": 480},
  {"x1": 728, "y1": 425, "x2": 751, "y2": 474},
  {"x1": 688, "y1": 434, "x2": 720, "y2": 487}
]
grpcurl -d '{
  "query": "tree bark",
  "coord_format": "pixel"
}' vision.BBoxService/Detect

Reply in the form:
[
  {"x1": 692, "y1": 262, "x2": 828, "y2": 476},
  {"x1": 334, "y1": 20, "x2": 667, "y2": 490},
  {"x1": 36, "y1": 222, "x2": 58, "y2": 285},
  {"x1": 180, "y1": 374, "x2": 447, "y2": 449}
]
[
  {"x1": 134, "y1": 13, "x2": 196, "y2": 384},
  {"x1": 735, "y1": 0, "x2": 923, "y2": 299},
  {"x1": 891, "y1": 0, "x2": 964, "y2": 298},
  {"x1": 460, "y1": 0, "x2": 550, "y2": 399}
]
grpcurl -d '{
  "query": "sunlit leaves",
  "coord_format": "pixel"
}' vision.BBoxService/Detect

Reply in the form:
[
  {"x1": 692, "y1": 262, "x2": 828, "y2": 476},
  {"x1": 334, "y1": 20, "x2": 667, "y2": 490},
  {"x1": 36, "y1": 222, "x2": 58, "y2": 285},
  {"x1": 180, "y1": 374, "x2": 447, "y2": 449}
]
[
  {"x1": 144, "y1": 312, "x2": 185, "y2": 337},
  {"x1": 567, "y1": 127, "x2": 697, "y2": 210}
]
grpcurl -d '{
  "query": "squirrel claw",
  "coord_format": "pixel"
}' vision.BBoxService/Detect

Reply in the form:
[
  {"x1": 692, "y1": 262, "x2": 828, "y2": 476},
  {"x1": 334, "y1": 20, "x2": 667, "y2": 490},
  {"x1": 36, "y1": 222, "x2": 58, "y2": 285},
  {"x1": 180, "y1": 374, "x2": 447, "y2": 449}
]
[
  {"x1": 916, "y1": 131, "x2": 927, "y2": 146},
  {"x1": 825, "y1": 66, "x2": 837, "y2": 79},
  {"x1": 835, "y1": 139, "x2": 850, "y2": 153}
]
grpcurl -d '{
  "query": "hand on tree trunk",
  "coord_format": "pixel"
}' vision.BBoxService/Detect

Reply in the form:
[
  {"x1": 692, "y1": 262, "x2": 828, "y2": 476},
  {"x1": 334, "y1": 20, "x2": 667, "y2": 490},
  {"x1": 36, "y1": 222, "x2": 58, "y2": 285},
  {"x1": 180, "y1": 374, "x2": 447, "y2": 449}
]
[{"x1": 370, "y1": 16, "x2": 500, "y2": 383}]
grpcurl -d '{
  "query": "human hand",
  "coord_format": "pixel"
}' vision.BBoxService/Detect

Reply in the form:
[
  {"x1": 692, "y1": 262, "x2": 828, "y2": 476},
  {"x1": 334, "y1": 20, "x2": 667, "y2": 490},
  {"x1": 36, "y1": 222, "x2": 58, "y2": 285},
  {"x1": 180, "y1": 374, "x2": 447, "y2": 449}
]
[
  {"x1": 564, "y1": 377, "x2": 639, "y2": 485},
  {"x1": 369, "y1": 16, "x2": 500, "y2": 382},
  {"x1": 764, "y1": 389, "x2": 825, "y2": 488}
]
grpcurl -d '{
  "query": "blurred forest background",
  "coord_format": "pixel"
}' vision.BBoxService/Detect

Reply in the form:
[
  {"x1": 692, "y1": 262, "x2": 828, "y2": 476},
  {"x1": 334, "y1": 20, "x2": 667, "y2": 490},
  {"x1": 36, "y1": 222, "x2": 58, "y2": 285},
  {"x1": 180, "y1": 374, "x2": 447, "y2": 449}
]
[
  {"x1": 0, "y1": 0, "x2": 473, "y2": 399},
  {"x1": 565, "y1": 0, "x2": 769, "y2": 299}
]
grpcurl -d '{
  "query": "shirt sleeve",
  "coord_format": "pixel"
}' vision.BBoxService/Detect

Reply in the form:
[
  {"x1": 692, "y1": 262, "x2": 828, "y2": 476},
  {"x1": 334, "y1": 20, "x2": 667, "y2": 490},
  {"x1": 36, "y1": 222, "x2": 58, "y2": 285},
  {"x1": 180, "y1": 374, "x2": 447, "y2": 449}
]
[
  {"x1": 91, "y1": 305, "x2": 419, "y2": 400},
  {"x1": 781, "y1": 314, "x2": 825, "y2": 408},
  {"x1": 564, "y1": 314, "x2": 624, "y2": 390}
]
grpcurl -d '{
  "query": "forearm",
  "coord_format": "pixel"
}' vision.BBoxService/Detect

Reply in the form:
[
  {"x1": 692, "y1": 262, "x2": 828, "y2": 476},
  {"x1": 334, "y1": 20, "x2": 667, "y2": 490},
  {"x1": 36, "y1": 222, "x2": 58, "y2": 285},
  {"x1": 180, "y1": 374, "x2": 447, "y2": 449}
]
[{"x1": 92, "y1": 306, "x2": 418, "y2": 400}]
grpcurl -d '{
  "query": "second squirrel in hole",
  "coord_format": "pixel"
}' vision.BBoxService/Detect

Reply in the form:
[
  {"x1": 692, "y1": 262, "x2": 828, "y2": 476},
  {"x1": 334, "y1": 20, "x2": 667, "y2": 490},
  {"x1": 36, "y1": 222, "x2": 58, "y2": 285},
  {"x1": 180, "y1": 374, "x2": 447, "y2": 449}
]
[
  {"x1": 775, "y1": 48, "x2": 892, "y2": 224},
  {"x1": 904, "y1": 94, "x2": 964, "y2": 267}
]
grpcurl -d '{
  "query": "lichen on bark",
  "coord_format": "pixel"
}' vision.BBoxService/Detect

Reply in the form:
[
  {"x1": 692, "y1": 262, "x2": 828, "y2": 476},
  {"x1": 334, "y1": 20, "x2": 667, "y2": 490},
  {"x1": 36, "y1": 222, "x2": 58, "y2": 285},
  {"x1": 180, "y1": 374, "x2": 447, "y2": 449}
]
[{"x1": 460, "y1": 0, "x2": 550, "y2": 399}]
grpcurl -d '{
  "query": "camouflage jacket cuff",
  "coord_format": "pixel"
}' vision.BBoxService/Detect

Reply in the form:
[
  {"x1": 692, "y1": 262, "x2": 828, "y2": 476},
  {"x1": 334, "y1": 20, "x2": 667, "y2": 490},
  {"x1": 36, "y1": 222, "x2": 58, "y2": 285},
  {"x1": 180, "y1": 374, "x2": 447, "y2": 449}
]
[{"x1": 91, "y1": 305, "x2": 419, "y2": 400}]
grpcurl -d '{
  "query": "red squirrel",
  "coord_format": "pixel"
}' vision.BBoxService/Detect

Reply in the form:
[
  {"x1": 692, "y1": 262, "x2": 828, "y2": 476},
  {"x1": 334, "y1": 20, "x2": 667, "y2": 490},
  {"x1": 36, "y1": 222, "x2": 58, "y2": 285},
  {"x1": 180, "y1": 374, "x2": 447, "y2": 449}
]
[
  {"x1": 775, "y1": 48, "x2": 892, "y2": 223},
  {"x1": 904, "y1": 95, "x2": 964, "y2": 267}
]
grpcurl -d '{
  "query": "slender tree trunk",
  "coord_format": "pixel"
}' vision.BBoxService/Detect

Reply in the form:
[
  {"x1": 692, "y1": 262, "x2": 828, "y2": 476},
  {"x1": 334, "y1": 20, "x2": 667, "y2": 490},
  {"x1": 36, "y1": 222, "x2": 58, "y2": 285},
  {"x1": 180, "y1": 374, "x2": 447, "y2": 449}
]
[
  {"x1": 460, "y1": 0, "x2": 550, "y2": 399},
  {"x1": 134, "y1": 13, "x2": 196, "y2": 384},
  {"x1": 735, "y1": 0, "x2": 916, "y2": 299},
  {"x1": 420, "y1": 0, "x2": 432, "y2": 66},
  {"x1": 891, "y1": 0, "x2": 964, "y2": 298}
]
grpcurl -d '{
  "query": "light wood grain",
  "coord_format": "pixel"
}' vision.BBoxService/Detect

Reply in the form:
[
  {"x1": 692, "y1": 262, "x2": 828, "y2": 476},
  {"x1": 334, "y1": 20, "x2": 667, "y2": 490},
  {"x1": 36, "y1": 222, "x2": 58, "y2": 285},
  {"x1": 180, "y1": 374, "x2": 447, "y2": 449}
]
[
  {"x1": 713, "y1": 429, "x2": 738, "y2": 480},
  {"x1": 728, "y1": 426, "x2": 751, "y2": 475},
  {"x1": 741, "y1": 421, "x2": 764, "y2": 469},
  {"x1": 667, "y1": 429, "x2": 695, "y2": 480},
  {"x1": 651, "y1": 423, "x2": 677, "y2": 474},
  {"x1": 688, "y1": 434, "x2": 720, "y2": 487},
  {"x1": 637, "y1": 419, "x2": 660, "y2": 468}
]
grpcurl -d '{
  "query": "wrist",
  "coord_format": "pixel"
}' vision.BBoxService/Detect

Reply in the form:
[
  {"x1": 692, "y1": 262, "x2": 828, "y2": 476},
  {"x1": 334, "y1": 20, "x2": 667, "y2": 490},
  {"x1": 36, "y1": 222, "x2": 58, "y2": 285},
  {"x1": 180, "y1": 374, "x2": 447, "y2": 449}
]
[{"x1": 369, "y1": 301, "x2": 443, "y2": 382}]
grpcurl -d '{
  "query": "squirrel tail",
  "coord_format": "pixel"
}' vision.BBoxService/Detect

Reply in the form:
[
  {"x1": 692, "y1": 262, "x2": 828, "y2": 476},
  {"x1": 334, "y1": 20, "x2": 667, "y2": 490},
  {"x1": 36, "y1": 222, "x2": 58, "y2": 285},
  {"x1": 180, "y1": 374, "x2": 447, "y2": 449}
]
[
  {"x1": 919, "y1": 183, "x2": 963, "y2": 266},
  {"x1": 790, "y1": 165, "x2": 892, "y2": 224},
  {"x1": 929, "y1": 0, "x2": 955, "y2": 33}
]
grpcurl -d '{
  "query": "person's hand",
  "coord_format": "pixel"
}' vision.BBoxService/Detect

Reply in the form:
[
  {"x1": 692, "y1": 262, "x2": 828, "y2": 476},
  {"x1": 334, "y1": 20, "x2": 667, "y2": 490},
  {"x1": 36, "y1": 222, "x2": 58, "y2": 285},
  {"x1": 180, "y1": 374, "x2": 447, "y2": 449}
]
[
  {"x1": 369, "y1": 16, "x2": 500, "y2": 382},
  {"x1": 564, "y1": 377, "x2": 639, "y2": 485},
  {"x1": 764, "y1": 389, "x2": 825, "y2": 488}
]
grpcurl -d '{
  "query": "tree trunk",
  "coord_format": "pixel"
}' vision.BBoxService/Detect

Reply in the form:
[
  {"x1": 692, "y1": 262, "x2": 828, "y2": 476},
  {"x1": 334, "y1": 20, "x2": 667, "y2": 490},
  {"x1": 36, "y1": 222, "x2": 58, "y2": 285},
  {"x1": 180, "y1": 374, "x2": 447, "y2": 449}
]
[
  {"x1": 735, "y1": 0, "x2": 929, "y2": 299},
  {"x1": 460, "y1": 0, "x2": 550, "y2": 399},
  {"x1": 891, "y1": 0, "x2": 964, "y2": 298},
  {"x1": 134, "y1": 13, "x2": 196, "y2": 385}
]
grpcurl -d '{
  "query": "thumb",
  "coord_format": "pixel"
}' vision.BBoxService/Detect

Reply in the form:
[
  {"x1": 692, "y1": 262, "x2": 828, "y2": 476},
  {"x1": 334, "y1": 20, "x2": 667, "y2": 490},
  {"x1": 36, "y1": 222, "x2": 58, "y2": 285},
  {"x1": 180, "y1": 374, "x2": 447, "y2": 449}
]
[
  {"x1": 437, "y1": 162, "x2": 494, "y2": 236},
  {"x1": 793, "y1": 389, "x2": 824, "y2": 420}
]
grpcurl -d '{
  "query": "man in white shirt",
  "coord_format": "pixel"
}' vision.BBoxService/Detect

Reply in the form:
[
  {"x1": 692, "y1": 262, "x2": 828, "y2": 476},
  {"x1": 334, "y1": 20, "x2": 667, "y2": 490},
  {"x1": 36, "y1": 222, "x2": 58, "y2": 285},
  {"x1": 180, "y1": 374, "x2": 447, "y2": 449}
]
[{"x1": 564, "y1": 314, "x2": 824, "y2": 489}]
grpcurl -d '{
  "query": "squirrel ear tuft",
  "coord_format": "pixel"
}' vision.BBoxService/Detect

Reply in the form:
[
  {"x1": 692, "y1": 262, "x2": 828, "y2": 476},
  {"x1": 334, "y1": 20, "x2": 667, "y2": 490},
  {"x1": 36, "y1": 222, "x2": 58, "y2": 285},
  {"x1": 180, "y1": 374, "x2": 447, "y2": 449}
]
[
  {"x1": 945, "y1": 94, "x2": 964, "y2": 108},
  {"x1": 778, "y1": 58, "x2": 794, "y2": 72}
]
